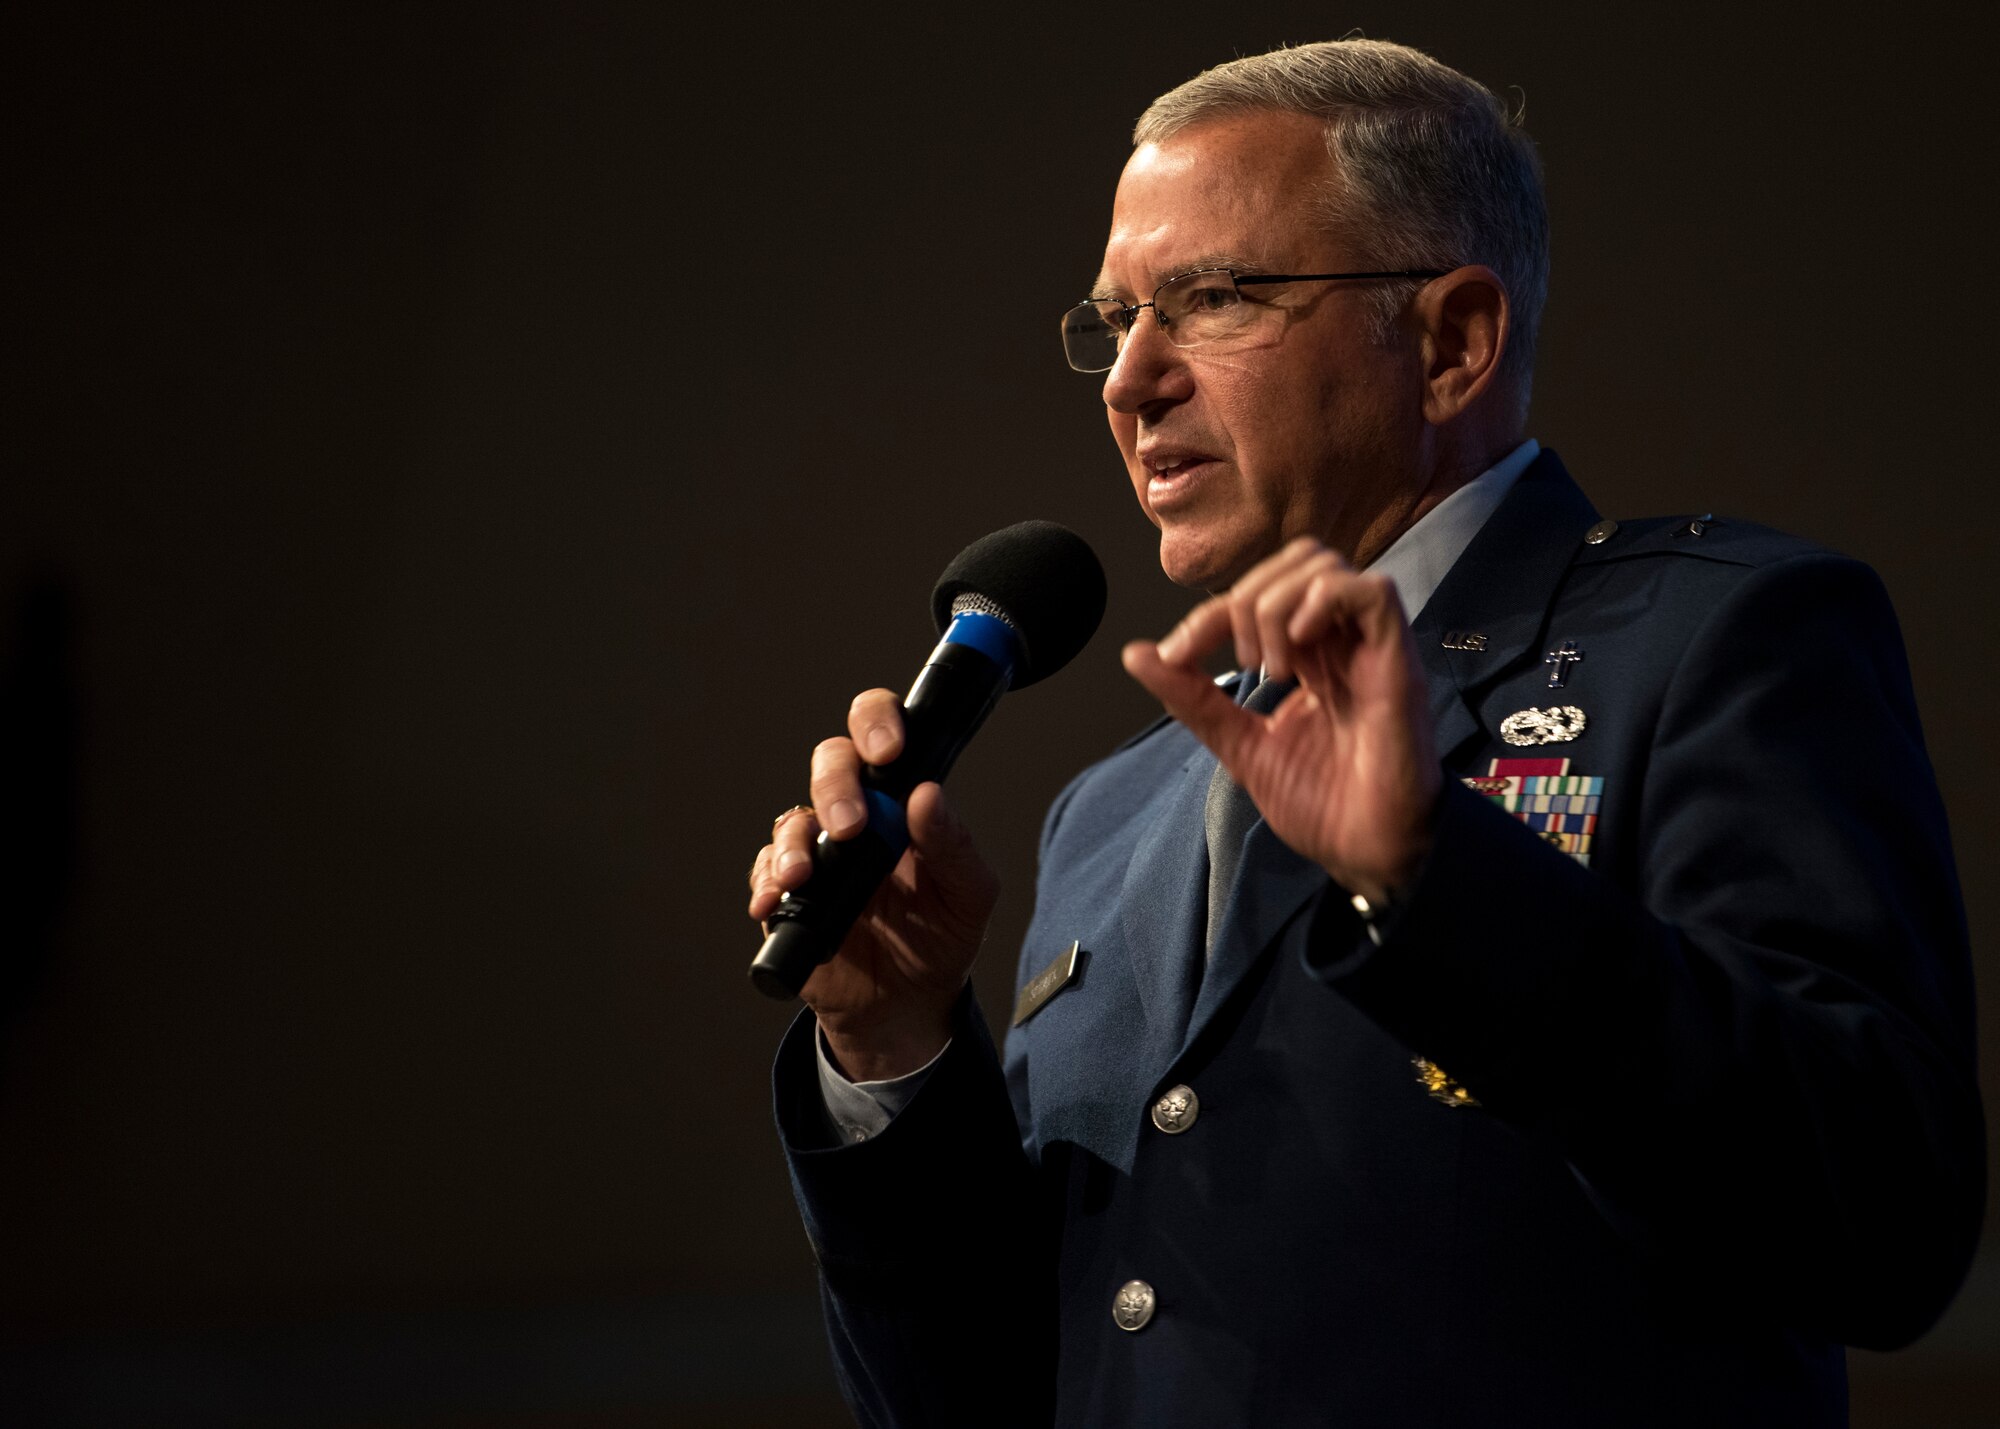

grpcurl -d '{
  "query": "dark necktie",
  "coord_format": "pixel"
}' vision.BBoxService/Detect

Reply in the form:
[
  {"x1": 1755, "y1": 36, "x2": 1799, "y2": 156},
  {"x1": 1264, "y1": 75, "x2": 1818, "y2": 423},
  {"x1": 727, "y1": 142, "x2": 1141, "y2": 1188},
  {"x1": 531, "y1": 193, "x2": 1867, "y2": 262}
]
[{"x1": 1203, "y1": 674, "x2": 1290, "y2": 958}]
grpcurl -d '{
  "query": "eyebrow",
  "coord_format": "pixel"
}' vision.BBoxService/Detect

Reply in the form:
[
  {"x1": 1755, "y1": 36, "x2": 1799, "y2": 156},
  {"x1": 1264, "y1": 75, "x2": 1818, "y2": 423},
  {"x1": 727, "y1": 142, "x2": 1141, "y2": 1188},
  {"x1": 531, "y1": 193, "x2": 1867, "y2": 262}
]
[{"x1": 1087, "y1": 252, "x2": 1270, "y2": 300}]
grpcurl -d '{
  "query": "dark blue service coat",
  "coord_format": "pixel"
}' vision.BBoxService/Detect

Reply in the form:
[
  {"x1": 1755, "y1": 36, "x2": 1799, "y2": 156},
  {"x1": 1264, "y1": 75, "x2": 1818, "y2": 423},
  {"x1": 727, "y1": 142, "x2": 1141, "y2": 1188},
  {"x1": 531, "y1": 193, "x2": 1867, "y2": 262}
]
[{"x1": 773, "y1": 451, "x2": 1982, "y2": 1427}]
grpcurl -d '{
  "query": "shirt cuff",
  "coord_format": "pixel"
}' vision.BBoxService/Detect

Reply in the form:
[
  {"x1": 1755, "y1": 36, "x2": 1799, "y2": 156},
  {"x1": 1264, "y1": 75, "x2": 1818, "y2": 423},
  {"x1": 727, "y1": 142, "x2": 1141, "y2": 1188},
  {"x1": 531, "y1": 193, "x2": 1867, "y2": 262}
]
[{"x1": 814, "y1": 1023, "x2": 952, "y2": 1144}]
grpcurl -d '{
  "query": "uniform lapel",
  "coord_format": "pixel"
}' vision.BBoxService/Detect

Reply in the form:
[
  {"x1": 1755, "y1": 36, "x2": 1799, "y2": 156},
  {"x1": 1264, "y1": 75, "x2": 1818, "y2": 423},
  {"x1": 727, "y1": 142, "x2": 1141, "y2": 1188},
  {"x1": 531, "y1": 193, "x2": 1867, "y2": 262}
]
[
  {"x1": 1408, "y1": 449, "x2": 1601, "y2": 765},
  {"x1": 1117, "y1": 740, "x2": 1215, "y2": 1044}
]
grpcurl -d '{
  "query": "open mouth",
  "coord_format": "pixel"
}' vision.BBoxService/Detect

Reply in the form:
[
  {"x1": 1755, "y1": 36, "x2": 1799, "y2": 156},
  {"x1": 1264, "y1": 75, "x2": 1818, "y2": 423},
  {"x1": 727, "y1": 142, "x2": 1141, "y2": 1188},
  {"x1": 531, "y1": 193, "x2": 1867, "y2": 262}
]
[{"x1": 1144, "y1": 455, "x2": 1219, "y2": 508}]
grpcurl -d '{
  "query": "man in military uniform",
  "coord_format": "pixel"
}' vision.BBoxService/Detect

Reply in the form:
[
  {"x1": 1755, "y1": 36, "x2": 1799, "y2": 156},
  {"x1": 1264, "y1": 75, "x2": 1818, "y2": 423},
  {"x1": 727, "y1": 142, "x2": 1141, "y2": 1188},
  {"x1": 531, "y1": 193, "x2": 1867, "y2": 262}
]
[{"x1": 747, "y1": 38, "x2": 1981, "y2": 1427}]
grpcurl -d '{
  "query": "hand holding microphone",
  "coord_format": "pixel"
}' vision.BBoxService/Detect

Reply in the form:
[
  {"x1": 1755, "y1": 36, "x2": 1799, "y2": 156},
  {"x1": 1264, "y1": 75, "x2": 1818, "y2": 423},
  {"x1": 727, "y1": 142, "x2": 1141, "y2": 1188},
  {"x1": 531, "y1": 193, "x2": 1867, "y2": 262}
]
[
  {"x1": 749, "y1": 705, "x2": 998, "y2": 1082},
  {"x1": 746, "y1": 522, "x2": 1105, "y2": 1079}
]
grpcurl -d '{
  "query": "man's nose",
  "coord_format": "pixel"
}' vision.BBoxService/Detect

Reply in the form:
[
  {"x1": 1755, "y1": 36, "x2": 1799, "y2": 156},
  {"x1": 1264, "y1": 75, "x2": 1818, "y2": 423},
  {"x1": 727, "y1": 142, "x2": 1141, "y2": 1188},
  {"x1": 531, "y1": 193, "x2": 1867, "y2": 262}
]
[{"x1": 1102, "y1": 314, "x2": 1193, "y2": 415}]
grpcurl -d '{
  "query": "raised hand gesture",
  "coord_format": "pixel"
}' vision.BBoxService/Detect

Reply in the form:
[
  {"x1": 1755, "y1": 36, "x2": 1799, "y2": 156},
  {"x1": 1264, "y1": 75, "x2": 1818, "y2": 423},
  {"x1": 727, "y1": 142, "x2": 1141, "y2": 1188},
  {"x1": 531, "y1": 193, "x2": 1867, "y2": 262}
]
[{"x1": 1122, "y1": 537, "x2": 1440, "y2": 904}]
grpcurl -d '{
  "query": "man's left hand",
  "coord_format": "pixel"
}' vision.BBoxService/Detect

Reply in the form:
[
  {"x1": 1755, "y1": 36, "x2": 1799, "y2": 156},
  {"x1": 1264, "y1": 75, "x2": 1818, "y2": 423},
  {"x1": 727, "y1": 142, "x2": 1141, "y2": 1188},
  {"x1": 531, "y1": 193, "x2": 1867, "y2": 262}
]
[{"x1": 1122, "y1": 536, "x2": 1440, "y2": 904}]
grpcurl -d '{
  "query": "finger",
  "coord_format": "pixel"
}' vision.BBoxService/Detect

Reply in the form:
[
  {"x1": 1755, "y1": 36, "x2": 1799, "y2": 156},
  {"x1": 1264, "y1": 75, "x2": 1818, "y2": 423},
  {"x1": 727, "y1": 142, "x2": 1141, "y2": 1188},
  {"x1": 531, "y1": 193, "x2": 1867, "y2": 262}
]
[
  {"x1": 1154, "y1": 594, "x2": 1237, "y2": 669},
  {"x1": 1155, "y1": 544, "x2": 1323, "y2": 671},
  {"x1": 1220, "y1": 536, "x2": 1327, "y2": 672},
  {"x1": 809, "y1": 737, "x2": 869, "y2": 839},
  {"x1": 747, "y1": 843, "x2": 774, "y2": 914},
  {"x1": 847, "y1": 688, "x2": 906, "y2": 767},
  {"x1": 1284, "y1": 572, "x2": 1419, "y2": 724},
  {"x1": 771, "y1": 806, "x2": 820, "y2": 886},
  {"x1": 1123, "y1": 638, "x2": 1261, "y2": 771},
  {"x1": 903, "y1": 782, "x2": 1000, "y2": 911},
  {"x1": 903, "y1": 781, "x2": 972, "y2": 860},
  {"x1": 748, "y1": 842, "x2": 792, "y2": 921},
  {"x1": 1252, "y1": 551, "x2": 1348, "y2": 680},
  {"x1": 1287, "y1": 568, "x2": 1402, "y2": 650},
  {"x1": 751, "y1": 800, "x2": 828, "y2": 917}
]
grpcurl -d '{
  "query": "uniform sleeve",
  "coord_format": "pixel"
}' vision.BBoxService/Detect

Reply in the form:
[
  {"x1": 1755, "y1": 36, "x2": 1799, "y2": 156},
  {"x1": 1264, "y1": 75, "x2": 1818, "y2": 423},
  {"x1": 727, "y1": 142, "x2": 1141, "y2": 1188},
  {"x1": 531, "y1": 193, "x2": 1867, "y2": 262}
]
[
  {"x1": 774, "y1": 990, "x2": 1056, "y2": 1426},
  {"x1": 1305, "y1": 551, "x2": 1983, "y2": 1350},
  {"x1": 770, "y1": 765, "x2": 1094, "y2": 1424},
  {"x1": 815, "y1": 1024, "x2": 950, "y2": 1144}
]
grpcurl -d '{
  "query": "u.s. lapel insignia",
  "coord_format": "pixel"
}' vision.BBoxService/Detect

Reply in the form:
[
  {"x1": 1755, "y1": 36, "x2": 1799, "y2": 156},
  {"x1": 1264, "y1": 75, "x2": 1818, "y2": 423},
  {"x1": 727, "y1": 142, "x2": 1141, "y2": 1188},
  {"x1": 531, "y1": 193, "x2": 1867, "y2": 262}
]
[
  {"x1": 1463, "y1": 757, "x2": 1601, "y2": 867},
  {"x1": 1441, "y1": 630, "x2": 1488, "y2": 651},
  {"x1": 1500, "y1": 705, "x2": 1586, "y2": 745},
  {"x1": 1011, "y1": 941, "x2": 1084, "y2": 1027}
]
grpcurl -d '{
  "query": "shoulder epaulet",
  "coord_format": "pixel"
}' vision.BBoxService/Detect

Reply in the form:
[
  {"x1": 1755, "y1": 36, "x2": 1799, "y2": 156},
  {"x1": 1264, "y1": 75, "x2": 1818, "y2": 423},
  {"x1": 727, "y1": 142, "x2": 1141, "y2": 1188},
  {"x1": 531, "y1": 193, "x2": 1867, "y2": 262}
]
[{"x1": 1571, "y1": 512, "x2": 1827, "y2": 569}]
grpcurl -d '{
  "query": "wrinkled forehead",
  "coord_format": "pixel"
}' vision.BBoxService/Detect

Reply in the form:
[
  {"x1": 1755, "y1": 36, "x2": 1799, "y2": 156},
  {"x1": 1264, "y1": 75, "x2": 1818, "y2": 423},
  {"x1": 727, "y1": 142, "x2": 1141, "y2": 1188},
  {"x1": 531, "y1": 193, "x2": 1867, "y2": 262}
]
[
  {"x1": 1088, "y1": 251, "x2": 1265, "y2": 301},
  {"x1": 1093, "y1": 111, "x2": 1341, "y2": 297}
]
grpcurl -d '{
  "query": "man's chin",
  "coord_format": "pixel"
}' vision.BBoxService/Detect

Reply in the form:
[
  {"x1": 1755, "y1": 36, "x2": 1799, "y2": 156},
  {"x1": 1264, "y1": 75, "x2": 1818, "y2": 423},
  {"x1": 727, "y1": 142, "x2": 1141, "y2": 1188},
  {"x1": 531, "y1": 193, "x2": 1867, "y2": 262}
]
[{"x1": 1157, "y1": 528, "x2": 1251, "y2": 594}]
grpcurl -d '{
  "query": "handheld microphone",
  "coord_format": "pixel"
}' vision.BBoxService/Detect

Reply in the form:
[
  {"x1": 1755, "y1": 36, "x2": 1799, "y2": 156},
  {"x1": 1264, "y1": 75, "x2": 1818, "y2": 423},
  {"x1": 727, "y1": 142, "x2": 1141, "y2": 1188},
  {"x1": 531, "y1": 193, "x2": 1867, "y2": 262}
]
[{"x1": 749, "y1": 521, "x2": 1107, "y2": 1000}]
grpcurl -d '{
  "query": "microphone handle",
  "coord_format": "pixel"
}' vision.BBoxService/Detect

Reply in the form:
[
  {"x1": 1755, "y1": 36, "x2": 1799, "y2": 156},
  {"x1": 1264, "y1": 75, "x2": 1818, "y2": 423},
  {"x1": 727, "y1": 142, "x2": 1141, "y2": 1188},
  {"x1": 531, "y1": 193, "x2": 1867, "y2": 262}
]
[{"x1": 749, "y1": 639, "x2": 1011, "y2": 1000}]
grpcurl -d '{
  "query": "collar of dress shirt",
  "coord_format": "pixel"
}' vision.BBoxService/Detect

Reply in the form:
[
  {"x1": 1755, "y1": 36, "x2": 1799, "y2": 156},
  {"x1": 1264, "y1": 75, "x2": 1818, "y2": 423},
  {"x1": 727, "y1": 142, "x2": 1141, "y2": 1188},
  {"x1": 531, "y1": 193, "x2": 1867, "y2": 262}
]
[{"x1": 1365, "y1": 438, "x2": 1539, "y2": 622}]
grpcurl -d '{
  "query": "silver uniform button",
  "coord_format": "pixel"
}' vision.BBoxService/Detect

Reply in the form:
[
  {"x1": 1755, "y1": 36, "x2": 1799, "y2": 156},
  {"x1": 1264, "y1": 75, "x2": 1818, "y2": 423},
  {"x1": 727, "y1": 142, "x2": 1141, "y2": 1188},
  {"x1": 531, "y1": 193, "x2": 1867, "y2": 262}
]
[
  {"x1": 1583, "y1": 518, "x2": 1619, "y2": 545},
  {"x1": 1113, "y1": 1279, "x2": 1156, "y2": 1332},
  {"x1": 1151, "y1": 1084, "x2": 1199, "y2": 1134}
]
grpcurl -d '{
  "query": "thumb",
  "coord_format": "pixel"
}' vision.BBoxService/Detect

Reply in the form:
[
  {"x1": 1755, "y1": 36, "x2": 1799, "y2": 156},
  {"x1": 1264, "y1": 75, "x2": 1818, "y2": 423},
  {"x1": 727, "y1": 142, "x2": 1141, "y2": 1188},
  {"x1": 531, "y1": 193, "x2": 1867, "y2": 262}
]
[
  {"x1": 904, "y1": 781, "x2": 964, "y2": 849},
  {"x1": 903, "y1": 781, "x2": 1000, "y2": 913},
  {"x1": 904, "y1": 783, "x2": 987, "y2": 876}
]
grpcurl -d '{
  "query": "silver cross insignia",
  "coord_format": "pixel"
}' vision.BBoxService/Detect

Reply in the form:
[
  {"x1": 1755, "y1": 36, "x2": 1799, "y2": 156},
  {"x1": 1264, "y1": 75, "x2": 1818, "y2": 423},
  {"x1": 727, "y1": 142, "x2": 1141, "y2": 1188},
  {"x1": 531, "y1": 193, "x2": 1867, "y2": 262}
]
[{"x1": 1543, "y1": 640, "x2": 1584, "y2": 689}]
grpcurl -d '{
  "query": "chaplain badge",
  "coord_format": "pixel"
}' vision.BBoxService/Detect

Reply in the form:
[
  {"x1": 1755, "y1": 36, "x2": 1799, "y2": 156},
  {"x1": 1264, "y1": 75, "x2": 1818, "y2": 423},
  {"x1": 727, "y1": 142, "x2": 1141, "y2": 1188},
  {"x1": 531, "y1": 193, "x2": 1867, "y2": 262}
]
[
  {"x1": 1500, "y1": 704, "x2": 1586, "y2": 745},
  {"x1": 1462, "y1": 757, "x2": 1601, "y2": 867}
]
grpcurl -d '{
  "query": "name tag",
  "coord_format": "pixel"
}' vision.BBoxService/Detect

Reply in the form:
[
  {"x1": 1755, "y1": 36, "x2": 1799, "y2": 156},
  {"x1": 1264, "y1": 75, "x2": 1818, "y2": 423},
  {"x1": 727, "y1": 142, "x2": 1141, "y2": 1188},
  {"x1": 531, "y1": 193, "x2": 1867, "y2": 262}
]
[{"x1": 1011, "y1": 941, "x2": 1085, "y2": 1027}]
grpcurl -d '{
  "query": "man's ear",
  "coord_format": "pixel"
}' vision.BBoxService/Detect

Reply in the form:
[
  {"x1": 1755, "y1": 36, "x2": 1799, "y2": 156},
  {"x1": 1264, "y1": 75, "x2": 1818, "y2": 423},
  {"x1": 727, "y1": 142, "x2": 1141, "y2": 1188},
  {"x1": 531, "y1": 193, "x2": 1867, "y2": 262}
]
[{"x1": 1412, "y1": 265, "x2": 1509, "y2": 424}]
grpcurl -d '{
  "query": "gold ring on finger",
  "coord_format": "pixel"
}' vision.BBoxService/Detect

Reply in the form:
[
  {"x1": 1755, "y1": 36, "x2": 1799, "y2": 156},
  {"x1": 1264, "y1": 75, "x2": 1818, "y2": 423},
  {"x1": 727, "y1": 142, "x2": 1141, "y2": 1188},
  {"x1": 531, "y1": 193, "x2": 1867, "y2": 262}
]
[{"x1": 771, "y1": 804, "x2": 813, "y2": 834}]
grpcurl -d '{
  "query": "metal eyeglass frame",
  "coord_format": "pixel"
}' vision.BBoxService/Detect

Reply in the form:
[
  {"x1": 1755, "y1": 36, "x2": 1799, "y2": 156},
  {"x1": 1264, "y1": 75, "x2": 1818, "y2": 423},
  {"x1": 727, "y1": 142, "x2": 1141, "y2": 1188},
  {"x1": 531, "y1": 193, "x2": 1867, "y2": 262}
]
[{"x1": 1063, "y1": 267, "x2": 1449, "y2": 372}]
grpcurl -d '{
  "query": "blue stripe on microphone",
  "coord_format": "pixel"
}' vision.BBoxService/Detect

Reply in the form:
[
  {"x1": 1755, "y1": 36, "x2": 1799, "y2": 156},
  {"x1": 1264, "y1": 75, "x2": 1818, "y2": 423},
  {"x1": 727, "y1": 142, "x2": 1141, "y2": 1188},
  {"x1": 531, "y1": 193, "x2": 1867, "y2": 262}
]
[
  {"x1": 864, "y1": 789, "x2": 910, "y2": 857},
  {"x1": 941, "y1": 611, "x2": 1022, "y2": 678}
]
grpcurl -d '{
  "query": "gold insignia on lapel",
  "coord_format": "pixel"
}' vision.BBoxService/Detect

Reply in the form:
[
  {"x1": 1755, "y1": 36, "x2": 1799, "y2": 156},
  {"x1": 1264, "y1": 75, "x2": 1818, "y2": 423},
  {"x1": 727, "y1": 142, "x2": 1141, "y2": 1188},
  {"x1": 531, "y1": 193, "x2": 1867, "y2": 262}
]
[
  {"x1": 1441, "y1": 630, "x2": 1488, "y2": 651},
  {"x1": 1413, "y1": 1057, "x2": 1479, "y2": 1107},
  {"x1": 1011, "y1": 941, "x2": 1084, "y2": 1027},
  {"x1": 1500, "y1": 705, "x2": 1586, "y2": 746}
]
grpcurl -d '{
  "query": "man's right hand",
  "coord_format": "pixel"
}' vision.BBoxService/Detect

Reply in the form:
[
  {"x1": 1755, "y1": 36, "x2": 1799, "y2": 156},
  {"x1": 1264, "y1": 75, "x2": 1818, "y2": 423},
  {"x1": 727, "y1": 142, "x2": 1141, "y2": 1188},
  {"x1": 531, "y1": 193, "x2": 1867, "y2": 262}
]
[{"x1": 748, "y1": 688, "x2": 999, "y2": 1083}]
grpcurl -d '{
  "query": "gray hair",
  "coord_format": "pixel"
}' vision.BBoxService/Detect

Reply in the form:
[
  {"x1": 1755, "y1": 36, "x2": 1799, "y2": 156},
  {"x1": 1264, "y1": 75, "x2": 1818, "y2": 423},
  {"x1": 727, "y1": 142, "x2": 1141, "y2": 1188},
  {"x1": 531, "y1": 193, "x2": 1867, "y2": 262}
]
[{"x1": 1135, "y1": 39, "x2": 1549, "y2": 411}]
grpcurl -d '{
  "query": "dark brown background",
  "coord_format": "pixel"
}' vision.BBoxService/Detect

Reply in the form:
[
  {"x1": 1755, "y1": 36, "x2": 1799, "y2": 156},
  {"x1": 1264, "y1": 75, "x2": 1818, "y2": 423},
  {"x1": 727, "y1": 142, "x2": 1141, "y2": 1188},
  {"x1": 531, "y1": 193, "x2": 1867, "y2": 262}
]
[{"x1": 4, "y1": 2, "x2": 1994, "y2": 1424}]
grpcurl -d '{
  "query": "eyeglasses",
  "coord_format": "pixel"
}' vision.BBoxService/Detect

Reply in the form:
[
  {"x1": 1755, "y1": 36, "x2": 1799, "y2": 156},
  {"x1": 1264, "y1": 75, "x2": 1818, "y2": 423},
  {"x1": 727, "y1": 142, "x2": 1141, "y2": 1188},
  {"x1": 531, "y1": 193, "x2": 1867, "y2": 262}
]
[{"x1": 1059, "y1": 267, "x2": 1447, "y2": 373}]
